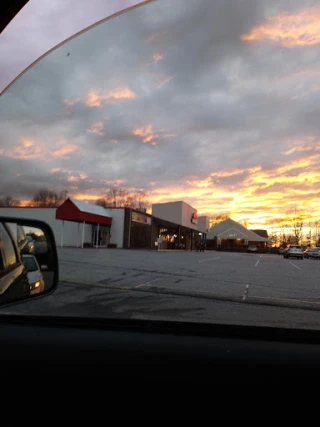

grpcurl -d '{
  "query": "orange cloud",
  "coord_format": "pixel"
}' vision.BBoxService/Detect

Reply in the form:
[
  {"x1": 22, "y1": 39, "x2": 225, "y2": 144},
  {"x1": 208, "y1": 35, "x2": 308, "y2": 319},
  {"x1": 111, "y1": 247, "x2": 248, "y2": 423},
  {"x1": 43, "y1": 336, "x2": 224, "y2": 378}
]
[
  {"x1": 152, "y1": 53, "x2": 165, "y2": 65},
  {"x1": 87, "y1": 121, "x2": 104, "y2": 136},
  {"x1": 241, "y1": 7, "x2": 320, "y2": 47},
  {"x1": 282, "y1": 139, "x2": 320, "y2": 155},
  {"x1": 51, "y1": 167, "x2": 68, "y2": 173},
  {"x1": 86, "y1": 86, "x2": 136, "y2": 107},
  {"x1": 63, "y1": 98, "x2": 81, "y2": 106},
  {"x1": 5, "y1": 138, "x2": 43, "y2": 160},
  {"x1": 133, "y1": 124, "x2": 158, "y2": 145},
  {"x1": 149, "y1": 150, "x2": 320, "y2": 231},
  {"x1": 157, "y1": 75, "x2": 175, "y2": 89},
  {"x1": 99, "y1": 179, "x2": 127, "y2": 186},
  {"x1": 52, "y1": 144, "x2": 79, "y2": 158},
  {"x1": 20, "y1": 138, "x2": 34, "y2": 148}
]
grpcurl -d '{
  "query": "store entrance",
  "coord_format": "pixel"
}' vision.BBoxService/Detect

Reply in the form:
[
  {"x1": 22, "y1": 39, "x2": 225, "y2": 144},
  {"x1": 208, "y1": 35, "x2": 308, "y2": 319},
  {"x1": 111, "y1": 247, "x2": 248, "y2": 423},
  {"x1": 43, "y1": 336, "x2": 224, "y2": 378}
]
[
  {"x1": 92, "y1": 225, "x2": 110, "y2": 247},
  {"x1": 159, "y1": 227, "x2": 180, "y2": 249}
]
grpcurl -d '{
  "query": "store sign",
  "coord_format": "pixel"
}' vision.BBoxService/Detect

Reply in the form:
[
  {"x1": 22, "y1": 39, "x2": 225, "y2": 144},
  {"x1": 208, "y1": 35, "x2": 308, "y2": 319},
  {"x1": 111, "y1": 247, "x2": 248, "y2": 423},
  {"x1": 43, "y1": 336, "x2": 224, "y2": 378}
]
[
  {"x1": 132, "y1": 211, "x2": 151, "y2": 225},
  {"x1": 191, "y1": 212, "x2": 198, "y2": 225}
]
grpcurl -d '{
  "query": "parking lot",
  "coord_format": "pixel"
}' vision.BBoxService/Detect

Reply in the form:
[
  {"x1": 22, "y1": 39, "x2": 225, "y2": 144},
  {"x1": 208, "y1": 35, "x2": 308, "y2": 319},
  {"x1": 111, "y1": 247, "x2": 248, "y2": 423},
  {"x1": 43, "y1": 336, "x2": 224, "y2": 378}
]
[
  {"x1": 3, "y1": 248, "x2": 320, "y2": 328},
  {"x1": 58, "y1": 248, "x2": 320, "y2": 304}
]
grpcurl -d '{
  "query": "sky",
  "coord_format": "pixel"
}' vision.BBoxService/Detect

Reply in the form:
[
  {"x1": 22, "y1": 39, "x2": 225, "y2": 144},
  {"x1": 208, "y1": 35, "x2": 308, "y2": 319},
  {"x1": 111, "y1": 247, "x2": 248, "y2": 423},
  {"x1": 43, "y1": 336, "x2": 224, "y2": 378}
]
[{"x1": 1, "y1": 0, "x2": 320, "y2": 231}]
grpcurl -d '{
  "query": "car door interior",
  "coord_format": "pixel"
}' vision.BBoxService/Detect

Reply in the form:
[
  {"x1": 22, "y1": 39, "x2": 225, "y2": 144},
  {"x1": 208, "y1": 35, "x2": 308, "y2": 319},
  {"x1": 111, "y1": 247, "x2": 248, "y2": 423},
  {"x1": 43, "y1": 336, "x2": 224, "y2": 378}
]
[{"x1": 2, "y1": 315, "x2": 320, "y2": 384}]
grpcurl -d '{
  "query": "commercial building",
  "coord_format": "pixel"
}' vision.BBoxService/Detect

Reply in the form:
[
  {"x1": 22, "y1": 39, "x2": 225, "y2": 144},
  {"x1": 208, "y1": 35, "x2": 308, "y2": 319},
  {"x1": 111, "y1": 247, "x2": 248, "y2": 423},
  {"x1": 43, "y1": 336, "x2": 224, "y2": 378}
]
[
  {"x1": 206, "y1": 218, "x2": 269, "y2": 249},
  {"x1": 0, "y1": 198, "x2": 207, "y2": 250},
  {"x1": 152, "y1": 201, "x2": 208, "y2": 250}
]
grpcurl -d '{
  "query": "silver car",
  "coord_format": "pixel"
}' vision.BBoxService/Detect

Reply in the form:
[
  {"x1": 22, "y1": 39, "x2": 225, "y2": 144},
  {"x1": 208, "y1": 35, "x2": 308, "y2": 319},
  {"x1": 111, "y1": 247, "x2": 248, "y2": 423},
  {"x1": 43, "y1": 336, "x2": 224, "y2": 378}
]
[
  {"x1": 283, "y1": 245, "x2": 304, "y2": 260},
  {"x1": 305, "y1": 248, "x2": 320, "y2": 260}
]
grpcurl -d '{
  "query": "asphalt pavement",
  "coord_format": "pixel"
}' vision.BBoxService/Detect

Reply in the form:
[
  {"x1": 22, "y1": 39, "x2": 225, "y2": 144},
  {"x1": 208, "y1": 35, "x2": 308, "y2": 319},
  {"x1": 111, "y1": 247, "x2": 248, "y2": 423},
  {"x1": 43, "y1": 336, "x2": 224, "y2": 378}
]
[
  {"x1": 58, "y1": 248, "x2": 320, "y2": 305},
  {"x1": 2, "y1": 248, "x2": 320, "y2": 329}
]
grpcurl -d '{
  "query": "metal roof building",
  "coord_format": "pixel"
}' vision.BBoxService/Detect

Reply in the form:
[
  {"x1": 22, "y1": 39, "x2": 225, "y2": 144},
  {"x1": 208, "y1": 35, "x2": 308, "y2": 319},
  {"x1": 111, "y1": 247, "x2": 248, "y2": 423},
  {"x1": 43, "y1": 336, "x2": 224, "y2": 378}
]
[{"x1": 207, "y1": 218, "x2": 269, "y2": 243}]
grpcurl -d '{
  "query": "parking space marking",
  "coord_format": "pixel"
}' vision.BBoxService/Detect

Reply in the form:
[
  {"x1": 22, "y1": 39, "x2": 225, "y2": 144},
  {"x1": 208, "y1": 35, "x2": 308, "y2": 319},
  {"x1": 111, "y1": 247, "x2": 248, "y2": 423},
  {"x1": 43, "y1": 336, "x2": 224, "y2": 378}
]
[
  {"x1": 198, "y1": 256, "x2": 221, "y2": 263},
  {"x1": 255, "y1": 259, "x2": 260, "y2": 267},
  {"x1": 135, "y1": 269, "x2": 180, "y2": 288},
  {"x1": 289, "y1": 261, "x2": 302, "y2": 271},
  {"x1": 242, "y1": 284, "x2": 249, "y2": 300}
]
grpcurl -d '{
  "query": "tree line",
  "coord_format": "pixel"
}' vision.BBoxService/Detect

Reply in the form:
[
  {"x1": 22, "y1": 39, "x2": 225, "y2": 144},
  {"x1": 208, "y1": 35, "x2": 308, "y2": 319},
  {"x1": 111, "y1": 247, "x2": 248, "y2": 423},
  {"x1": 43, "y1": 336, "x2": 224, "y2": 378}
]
[
  {"x1": 269, "y1": 209, "x2": 320, "y2": 247},
  {"x1": 0, "y1": 189, "x2": 69, "y2": 208},
  {"x1": 95, "y1": 187, "x2": 149, "y2": 210},
  {"x1": 0, "y1": 187, "x2": 150, "y2": 210}
]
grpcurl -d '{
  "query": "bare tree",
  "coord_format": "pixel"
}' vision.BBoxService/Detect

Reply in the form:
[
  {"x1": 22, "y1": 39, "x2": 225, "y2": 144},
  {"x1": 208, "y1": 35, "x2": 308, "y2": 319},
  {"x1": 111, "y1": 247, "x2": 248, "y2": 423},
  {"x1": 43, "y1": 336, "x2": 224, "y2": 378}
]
[
  {"x1": 209, "y1": 213, "x2": 229, "y2": 228},
  {"x1": 286, "y1": 209, "x2": 305, "y2": 245},
  {"x1": 31, "y1": 189, "x2": 62, "y2": 207},
  {"x1": 96, "y1": 188, "x2": 150, "y2": 210},
  {"x1": 135, "y1": 190, "x2": 149, "y2": 210},
  {"x1": 241, "y1": 218, "x2": 249, "y2": 229},
  {"x1": 95, "y1": 198, "x2": 108, "y2": 208},
  {"x1": 313, "y1": 220, "x2": 320, "y2": 246},
  {"x1": 60, "y1": 189, "x2": 69, "y2": 202},
  {"x1": 270, "y1": 233, "x2": 280, "y2": 247},
  {"x1": 0, "y1": 196, "x2": 20, "y2": 207}
]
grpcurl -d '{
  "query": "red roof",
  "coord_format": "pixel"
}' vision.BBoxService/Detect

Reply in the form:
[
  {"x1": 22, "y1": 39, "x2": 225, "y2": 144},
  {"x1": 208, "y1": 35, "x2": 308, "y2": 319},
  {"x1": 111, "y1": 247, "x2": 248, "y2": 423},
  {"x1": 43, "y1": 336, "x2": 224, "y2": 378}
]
[{"x1": 56, "y1": 198, "x2": 112, "y2": 225}]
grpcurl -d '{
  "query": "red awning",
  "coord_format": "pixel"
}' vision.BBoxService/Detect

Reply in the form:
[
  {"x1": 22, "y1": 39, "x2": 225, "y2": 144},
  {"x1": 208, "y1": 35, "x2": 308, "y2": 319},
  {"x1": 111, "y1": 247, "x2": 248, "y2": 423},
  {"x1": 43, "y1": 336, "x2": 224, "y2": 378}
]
[{"x1": 56, "y1": 198, "x2": 112, "y2": 225}]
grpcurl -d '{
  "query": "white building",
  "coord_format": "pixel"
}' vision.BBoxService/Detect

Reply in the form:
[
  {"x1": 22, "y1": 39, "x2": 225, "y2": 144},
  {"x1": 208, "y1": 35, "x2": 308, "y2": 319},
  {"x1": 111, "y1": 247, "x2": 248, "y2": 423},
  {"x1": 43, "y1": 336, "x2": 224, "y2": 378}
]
[{"x1": 0, "y1": 198, "x2": 208, "y2": 251}]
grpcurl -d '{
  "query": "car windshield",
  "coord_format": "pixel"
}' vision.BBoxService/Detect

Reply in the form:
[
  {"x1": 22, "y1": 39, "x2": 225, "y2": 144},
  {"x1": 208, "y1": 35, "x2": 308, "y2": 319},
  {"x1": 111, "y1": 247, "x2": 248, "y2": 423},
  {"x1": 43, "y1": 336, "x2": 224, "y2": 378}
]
[
  {"x1": 1, "y1": 0, "x2": 320, "y2": 329},
  {"x1": 23, "y1": 257, "x2": 38, "y2": 272}
]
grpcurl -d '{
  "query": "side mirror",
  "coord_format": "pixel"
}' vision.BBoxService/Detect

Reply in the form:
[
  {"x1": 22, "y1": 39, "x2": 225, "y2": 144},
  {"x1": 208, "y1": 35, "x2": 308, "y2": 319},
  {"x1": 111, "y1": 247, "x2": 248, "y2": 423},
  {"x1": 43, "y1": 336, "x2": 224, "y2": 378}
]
[{"x1": 0, "y1": 217, "x2": 58, "y2": 306}]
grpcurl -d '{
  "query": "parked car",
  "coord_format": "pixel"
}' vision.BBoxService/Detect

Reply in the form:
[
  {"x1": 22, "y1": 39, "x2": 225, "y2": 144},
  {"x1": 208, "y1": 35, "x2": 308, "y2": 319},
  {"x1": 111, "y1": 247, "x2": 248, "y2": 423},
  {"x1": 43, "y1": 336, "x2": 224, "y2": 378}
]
[
  {"x1": 304, "y1": 248, "x2": 311, "y2": 258},
  {"x1": 304, "y1": 248, "x2": 320, "y2": 260},
  {"x1": 283, "y1": 245, "x2": 304, "y2": 260},
  {"x1": 279, "y1": 247, "x2": 285, "y2": 255},
  {"x1": 0, "y1": 222, "x2": 30, "y2": 303},
  {"x1": 248, "y1": 245, "x2": 258, "y2": 252},
  {"x1": 26, "y1": 235, "x2": 35, "y2": 254},
  {"x1": 22, "y1": 254, "x2": 45, "y2": 295}
]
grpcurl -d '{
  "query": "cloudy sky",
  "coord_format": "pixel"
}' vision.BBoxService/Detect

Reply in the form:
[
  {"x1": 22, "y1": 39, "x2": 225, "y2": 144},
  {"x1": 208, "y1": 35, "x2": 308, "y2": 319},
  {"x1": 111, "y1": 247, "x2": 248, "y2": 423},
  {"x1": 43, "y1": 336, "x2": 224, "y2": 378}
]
[{"x1": 1, "y1": 0, "x2": 320, "y2": 230}]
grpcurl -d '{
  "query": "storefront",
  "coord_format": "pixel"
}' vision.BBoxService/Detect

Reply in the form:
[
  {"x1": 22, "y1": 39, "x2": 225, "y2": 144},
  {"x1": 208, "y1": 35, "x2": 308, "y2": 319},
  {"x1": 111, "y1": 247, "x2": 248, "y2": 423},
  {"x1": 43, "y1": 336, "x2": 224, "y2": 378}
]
[
  {"x1": 0, "y1": 199, "x2": 207, "y2": 251},
  {"x1": 151, "y1": 201, "x2": 206, "y2": 250},
  {"x1": 129, "y1": 210, "x2": 152, "y2": 248},
  {"x1": 56, "y1": 198, "x2": 112, "y2": 248}
]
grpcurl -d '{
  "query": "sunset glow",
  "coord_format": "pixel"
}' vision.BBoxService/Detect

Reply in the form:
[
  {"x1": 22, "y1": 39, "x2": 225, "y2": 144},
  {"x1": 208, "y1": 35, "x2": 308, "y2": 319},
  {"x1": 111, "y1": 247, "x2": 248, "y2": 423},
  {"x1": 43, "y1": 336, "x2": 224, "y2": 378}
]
[
  {"x1": 1, "y1": 0, "x2": 320, "y2": 238},
  {"x1": 241, "y1": 7, "x2": 320, "y2": 47},
  {"x1": 132, "y1": 124, "x2": 158, "y2": 145},
  {"x1": 86, "y1": 86, "x2": 136, "y2": 107}
]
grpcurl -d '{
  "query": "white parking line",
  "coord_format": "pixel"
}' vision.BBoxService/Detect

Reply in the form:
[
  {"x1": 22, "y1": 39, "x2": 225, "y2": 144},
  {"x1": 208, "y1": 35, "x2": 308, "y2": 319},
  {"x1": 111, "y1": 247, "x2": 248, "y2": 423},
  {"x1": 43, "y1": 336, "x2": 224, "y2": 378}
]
[
  {"x1": 242, "y1": 284, "x2": 249, "y2": 300},
  {"x1": 198, "y1": 256, "x2": 221, "y2": 263},
  {"x1": 289, "y1": 261, "x2": 302, "y2": 271},
  {"x1": 255, "y1": 259, "x2": 260, "y2": 267},
  {"x1": 136, "y1": 269, "x2": 180, "y2": 287}
]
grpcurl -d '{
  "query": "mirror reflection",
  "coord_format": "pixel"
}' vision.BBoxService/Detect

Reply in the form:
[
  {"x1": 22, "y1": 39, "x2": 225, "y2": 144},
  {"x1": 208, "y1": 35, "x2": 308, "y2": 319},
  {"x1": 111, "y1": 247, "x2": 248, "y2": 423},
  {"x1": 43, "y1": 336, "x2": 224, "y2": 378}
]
[{"x1": 0, "y1": 221, "x2": 55, "y2": 304}]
